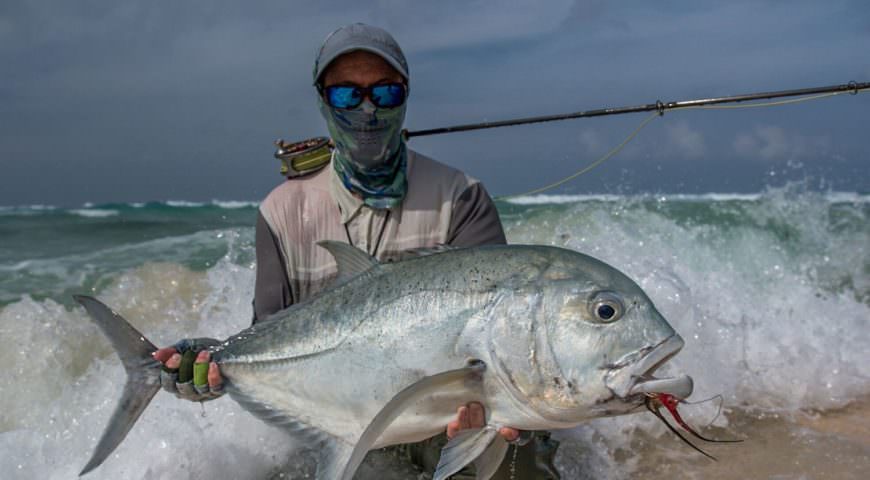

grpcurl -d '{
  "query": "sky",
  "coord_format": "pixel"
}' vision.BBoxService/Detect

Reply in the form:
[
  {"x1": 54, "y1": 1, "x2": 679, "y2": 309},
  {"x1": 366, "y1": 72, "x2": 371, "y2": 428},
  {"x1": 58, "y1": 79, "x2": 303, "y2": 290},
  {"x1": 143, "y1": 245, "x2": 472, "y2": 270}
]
[{"x1": 1, "y1": 0, "x2": 868, "y2": 206}]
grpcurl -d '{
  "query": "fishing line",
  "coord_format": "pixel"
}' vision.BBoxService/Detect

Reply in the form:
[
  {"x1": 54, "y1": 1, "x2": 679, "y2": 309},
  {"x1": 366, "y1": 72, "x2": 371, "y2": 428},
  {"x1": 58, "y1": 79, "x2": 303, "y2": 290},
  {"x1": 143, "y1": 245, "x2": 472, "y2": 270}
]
[
  {"x1": 679, "y1": 393, "x2": 726, "y2": 427},
  {"x1": 504, "y1": 112, "x2": 660, "y2": 198},
  {"x1": 494, "y1": 86, "x2": 867, "y2": 199}
]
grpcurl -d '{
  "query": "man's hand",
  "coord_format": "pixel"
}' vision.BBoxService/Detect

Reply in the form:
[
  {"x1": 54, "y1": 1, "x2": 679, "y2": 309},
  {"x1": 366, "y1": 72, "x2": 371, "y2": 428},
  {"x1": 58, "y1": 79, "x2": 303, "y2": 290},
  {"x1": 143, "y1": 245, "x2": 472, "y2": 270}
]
[
  {"x1": 446, "y1": 402, "x2": 521, "y2": 443},
  {"x1": 153, "y1": 340, "x2": 225, "y2": 402}
]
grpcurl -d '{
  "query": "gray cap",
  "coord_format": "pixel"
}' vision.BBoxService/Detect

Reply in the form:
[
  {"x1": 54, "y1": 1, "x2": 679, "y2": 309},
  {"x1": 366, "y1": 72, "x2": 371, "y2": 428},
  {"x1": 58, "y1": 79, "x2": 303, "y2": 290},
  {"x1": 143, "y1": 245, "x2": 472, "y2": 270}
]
[{"x1": 313, "y1": 23, "x2": 409, "y2": 85}]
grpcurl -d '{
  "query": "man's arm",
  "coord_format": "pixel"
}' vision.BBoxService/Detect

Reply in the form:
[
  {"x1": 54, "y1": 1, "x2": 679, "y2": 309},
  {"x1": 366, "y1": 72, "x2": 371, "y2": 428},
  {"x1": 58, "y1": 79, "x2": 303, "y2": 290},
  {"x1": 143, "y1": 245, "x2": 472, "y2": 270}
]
[
  {"x1": 447, "y1": 183, "x2": 506, "y2": 247},
  {"x1": 252, "y1": 210, "x2": 293, "y2": 324}
]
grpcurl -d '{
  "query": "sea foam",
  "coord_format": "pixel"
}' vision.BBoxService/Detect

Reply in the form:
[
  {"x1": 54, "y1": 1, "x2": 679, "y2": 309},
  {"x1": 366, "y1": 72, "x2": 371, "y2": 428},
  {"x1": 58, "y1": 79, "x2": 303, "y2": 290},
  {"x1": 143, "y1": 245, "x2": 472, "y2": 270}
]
[{"x1": 0, "y1": 187, "x2": 867, "y2": 479}]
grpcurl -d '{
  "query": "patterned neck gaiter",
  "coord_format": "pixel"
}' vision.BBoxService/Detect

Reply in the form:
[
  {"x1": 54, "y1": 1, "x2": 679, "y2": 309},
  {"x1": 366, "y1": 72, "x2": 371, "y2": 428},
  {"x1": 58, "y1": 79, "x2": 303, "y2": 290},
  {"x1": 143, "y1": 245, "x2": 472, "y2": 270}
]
[{"x1": 319, "y1": 97, "x2": 408, "y2": 209}]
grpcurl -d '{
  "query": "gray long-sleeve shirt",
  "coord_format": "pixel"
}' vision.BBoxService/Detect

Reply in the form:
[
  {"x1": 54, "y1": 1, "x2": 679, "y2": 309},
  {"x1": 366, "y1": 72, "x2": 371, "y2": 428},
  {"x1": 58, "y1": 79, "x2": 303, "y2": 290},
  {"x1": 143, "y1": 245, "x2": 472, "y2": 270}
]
[{"x1": 252, "y1": 148, "x2": 505, "y2": 323}]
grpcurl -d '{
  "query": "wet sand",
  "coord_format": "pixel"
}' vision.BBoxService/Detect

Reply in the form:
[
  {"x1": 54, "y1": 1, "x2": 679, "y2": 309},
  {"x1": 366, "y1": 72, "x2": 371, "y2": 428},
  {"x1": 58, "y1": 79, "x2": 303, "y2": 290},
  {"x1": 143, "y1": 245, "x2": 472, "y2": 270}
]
[{"x1": 555, "y1": 397, "x2": 870, "y2": 479}]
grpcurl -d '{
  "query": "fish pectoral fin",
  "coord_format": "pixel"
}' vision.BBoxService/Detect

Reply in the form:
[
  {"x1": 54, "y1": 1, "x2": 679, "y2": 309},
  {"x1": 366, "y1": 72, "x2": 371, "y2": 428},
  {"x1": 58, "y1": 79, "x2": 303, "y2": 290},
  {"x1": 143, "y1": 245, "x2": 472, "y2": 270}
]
[
  {"x1": 473, "y1": 431, "x2": 510, "y2": 480},
  {"x1": 435, "y1": 426, "x2": 506, "y2": 480},
  {"x1": 339, "y1": 361, "x2": 488, "y2": 480}
]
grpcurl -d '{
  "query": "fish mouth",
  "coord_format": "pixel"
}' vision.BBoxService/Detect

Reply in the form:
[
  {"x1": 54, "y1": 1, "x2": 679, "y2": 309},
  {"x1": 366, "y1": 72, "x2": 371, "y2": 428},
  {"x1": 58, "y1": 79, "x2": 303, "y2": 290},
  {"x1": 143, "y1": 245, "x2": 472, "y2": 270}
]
[{"x1": 605, "y1": 335, "x2": 693, "y2": 400}]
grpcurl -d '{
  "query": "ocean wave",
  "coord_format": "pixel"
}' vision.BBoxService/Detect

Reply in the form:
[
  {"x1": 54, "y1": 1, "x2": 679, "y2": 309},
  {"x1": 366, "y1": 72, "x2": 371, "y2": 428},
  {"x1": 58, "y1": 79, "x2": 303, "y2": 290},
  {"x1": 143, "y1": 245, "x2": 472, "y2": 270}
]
[
  {"x1": 211, "y1": 200, "x2": 259, "y2": 209},
  {"x1": 69, "y1": 208, "x2": 119, "y2": 218},
  {"x1": 0, "y1": 204, "x2": 57, "y2": 216},
  {"x1": 165, "y1": 200, "x2": 206, "y2": 207},
  {"x1": 1, "y1": 190, "x2": 868, "y2": 479},
  {"x1": 82, "y1": 200, "x2": 260, "y2": 210},
  {"x1": 502, "y1": 190, "x2": 869, "y2": 206},
  {"x1": 504, "y1": 194, "x2": 624, "y2": 205}
]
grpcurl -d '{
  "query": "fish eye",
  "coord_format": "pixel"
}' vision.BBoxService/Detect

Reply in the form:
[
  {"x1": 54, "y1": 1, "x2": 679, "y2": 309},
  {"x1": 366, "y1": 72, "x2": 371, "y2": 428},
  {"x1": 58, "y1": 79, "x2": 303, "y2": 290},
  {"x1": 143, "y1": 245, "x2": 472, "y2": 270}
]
[
  {"x1": 597, "y1": 304, "x2": 615, "y2": 319},
  {"x1": 590, "y1": 292, "x2": 624, "y2": 323}
]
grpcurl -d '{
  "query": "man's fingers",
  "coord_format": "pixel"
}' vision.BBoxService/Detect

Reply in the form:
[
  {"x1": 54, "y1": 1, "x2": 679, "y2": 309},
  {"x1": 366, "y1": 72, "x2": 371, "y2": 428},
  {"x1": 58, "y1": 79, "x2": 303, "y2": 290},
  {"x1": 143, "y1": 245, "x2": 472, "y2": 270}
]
[
  {"x1": 499, "y1": 427, "x2": 520, "y2": 442},
  {"x1": 165, "y1": 353, "x2": 181, "y2": 370},
  {"x1": 177, "y1": 350, "x2": 197, "y2": 383},
  {"x1": 153, "y1": 347, "x2": 178, "y2": 364},
  {"x1": 468, "y1": 402, "x2": 485, "y2": 428},
  {"x1": 446, "y1": 420, "x2": 461, "y2": 439},
  {"x1": 457, "y1": 405, "x2": 469, "y2": 431},
  {"x1": 193, "y1": 351, "x2": 210, "y2": 387},
  {"x1": 207, "y1": 362, "x2": 223, "y2": 389},
  {"x1": 446, "y1": 403, "x2": 519, "y2": 442}
]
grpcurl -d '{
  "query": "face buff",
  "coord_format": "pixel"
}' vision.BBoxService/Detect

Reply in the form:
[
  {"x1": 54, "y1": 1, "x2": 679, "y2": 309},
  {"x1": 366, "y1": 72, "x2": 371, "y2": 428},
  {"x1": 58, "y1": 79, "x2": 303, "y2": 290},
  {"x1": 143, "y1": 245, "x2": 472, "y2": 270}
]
[{"x1": 319, "y1": 96, "x2": 408, "y2": 209}]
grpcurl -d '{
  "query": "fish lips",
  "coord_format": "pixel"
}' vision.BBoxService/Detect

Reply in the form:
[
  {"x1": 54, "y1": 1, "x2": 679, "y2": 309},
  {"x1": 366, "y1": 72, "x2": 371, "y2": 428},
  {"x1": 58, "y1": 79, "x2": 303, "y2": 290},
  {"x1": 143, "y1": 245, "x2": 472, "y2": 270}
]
[{"x1": 604, "y1": 335, "x2": 694, "y2": 400}]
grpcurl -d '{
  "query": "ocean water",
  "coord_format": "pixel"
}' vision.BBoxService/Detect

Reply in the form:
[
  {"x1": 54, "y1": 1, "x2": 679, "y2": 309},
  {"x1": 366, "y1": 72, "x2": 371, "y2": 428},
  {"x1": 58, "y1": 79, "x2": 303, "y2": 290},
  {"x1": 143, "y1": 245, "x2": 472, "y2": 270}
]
[{"x1": 0, "y1": 187, "x2": 868, "y2": 479}]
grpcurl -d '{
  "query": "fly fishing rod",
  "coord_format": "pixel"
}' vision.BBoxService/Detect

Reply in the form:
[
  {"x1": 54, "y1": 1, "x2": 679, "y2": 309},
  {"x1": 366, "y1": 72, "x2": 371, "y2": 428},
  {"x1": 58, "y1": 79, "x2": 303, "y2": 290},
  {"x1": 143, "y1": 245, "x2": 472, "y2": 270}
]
[
  {"x1": 274, "y1": 81, "x2": 868, "y2": 179},
  {"x1": 403, "y1": 80, "x2": 868, "y2": 138}
]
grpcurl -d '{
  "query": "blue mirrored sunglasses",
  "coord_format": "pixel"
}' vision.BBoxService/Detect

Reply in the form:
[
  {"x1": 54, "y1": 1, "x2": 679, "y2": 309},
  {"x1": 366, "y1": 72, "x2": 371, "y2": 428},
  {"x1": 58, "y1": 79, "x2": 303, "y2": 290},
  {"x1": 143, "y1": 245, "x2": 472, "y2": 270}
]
[{"x1": 321, "y1": 83, "x2": 407, "y2": 109}]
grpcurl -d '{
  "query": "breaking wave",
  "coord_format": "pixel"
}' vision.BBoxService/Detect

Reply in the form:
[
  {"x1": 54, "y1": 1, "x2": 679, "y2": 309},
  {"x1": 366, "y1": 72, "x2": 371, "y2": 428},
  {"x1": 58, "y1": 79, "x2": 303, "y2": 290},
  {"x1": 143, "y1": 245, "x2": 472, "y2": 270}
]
[{"x1": 0, "y1": 185, "x2": 867, "y2": 479}]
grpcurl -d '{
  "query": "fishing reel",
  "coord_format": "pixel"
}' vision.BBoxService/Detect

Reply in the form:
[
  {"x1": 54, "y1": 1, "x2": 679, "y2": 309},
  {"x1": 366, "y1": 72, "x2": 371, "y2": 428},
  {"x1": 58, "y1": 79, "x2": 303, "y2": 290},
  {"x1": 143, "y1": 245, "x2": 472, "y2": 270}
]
[{"x1": 273, "y1": 136, "x2": 333, "y2": 178}]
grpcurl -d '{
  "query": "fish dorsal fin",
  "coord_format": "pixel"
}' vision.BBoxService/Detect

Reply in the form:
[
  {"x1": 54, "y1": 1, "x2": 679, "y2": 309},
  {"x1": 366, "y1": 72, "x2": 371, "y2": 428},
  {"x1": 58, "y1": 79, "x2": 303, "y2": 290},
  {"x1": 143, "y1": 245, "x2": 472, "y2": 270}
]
[
  {"x1": 338, "y1": 361, "x2": 488, "y2": 480},
  {"x1": 317, "y1": 240, "x2": 378, "y2": 282},
  {"x1": 434, "y1": 426, "x2": 505, "y2": 480}
]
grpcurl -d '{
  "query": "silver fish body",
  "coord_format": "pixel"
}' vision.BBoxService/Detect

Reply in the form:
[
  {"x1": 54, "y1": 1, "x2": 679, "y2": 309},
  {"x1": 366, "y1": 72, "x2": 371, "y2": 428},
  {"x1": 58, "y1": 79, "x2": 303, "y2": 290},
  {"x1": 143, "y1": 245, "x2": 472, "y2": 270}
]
[{"x1": 76, "y1": 243, "x2": 691, "y2": 479}]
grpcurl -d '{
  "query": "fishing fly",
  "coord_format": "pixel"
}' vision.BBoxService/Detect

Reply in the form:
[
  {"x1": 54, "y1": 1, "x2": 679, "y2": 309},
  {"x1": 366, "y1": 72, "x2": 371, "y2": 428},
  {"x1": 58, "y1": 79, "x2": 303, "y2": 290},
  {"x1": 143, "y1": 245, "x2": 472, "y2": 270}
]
[{"x1": 644, "y1": 392, "x2": 743, "y2": 460}]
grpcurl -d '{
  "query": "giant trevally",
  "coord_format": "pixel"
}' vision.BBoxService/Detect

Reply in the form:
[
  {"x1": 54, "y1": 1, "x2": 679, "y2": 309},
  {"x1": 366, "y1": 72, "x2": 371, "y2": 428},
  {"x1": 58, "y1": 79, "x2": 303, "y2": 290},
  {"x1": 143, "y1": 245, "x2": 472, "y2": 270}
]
[{"x1": 75, "y1": 242, "x2": 694, "y2": 479}]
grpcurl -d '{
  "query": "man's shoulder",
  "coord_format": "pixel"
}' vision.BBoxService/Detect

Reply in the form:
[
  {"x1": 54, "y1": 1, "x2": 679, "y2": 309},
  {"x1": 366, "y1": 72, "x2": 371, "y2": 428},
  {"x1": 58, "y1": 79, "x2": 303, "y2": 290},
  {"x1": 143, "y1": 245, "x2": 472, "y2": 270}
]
[
  {"x1": 407, "y1": 149, "x2": 480, "y2": 191},
  {"x1": 261, "y1": 166, "x2": 332, "y2": 209}
]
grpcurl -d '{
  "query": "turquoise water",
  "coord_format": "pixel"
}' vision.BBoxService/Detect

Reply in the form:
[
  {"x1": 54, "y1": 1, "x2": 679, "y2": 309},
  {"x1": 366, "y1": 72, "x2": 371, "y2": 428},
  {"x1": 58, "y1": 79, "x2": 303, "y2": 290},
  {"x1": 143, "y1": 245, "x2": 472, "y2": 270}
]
[{"x1": 1, "y1": 187, "x2": 868, "y2": 479}]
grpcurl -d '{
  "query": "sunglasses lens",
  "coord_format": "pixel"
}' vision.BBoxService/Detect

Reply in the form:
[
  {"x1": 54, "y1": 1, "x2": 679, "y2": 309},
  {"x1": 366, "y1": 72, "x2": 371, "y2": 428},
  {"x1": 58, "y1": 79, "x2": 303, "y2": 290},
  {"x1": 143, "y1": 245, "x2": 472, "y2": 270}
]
[
  {"x1": 371, "y1": 84, "x2": 406, "y2": 108},
  {"x1": 325, "y1": 86, "x2": 364, "y2": 109},
  {"x1": 324, "y1": 84, "x2": 406, "y2": 109}
]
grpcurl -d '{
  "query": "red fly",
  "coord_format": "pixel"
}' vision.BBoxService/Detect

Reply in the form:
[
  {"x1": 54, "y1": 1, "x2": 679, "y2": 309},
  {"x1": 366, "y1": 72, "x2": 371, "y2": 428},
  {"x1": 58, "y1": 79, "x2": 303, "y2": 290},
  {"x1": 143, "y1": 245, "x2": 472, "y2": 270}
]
[{"x1": 644, "y1": 392, "x2": 742, "y2": 460}]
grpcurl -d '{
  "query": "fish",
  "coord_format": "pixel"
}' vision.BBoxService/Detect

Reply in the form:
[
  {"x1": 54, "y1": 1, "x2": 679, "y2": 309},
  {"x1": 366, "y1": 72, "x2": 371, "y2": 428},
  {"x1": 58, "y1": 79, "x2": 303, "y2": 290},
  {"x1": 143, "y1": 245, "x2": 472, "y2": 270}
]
[{"x1": 75, "y1": 241, "x2": 693, "y2": 479}]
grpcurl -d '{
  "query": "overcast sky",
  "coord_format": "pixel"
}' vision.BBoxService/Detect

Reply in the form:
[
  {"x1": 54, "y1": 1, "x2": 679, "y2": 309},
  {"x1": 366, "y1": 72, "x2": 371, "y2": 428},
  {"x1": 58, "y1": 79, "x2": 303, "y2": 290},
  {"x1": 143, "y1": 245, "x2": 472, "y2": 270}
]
[{"x1": 1, "y1": 0, "x2": 868, "y2": 206}]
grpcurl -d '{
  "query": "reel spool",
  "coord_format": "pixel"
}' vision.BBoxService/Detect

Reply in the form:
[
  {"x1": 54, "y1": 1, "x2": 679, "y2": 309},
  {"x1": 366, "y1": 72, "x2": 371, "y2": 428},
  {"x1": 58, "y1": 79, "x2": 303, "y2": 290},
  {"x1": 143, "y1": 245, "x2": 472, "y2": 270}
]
[{"x1": 274, "y1": 136, "x2": 332, "y2": 178}]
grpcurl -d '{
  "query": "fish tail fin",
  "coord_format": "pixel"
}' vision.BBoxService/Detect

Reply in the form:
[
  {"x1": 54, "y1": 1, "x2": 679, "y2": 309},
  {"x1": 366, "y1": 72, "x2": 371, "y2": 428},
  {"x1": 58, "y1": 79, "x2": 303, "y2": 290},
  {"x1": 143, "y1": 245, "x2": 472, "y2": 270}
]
[{"x1": 74, "y1": 295, "x2": 162, "y2": 476}]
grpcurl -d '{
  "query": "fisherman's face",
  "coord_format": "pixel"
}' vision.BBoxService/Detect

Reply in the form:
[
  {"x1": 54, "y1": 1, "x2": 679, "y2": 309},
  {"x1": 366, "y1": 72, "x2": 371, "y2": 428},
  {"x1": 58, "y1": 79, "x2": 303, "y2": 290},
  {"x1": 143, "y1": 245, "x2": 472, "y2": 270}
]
[
  {"x1": 317, "y1": 50, "x2": 408, "y2": 171},
  {"x1": 321, "y1": 50, "x2": 405, "y2": 90}
]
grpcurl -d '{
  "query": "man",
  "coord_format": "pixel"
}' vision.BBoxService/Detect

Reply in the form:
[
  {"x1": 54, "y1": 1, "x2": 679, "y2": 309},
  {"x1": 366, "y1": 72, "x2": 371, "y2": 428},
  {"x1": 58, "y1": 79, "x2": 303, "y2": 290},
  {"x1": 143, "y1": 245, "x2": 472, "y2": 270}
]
[{"x1": 153, "y1": 23, "x2": 559, "y2": 479}]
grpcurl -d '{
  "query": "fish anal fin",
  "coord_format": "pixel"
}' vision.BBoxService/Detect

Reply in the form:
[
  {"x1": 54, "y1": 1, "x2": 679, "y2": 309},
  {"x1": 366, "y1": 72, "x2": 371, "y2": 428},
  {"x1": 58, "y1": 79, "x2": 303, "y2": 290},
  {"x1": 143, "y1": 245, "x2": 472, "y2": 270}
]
[
  {"x1": 339, "y1": 361, "x2": 487, "y2": 480},
  {"x1": 315, "y1": 438, "x2": 354, "y2": 480},
  {"x1": 434, "y1": 426, "x2": 501, "y2": 480},
  {"x1": 227, "y1": 385, "x2": 354, "y2": 480},
  {"x1": 228, "y1": 386, "x2": 331, "y2": 444},
  {"x1": 317, "y1": 241, "x2": 378, "y2": 282}
]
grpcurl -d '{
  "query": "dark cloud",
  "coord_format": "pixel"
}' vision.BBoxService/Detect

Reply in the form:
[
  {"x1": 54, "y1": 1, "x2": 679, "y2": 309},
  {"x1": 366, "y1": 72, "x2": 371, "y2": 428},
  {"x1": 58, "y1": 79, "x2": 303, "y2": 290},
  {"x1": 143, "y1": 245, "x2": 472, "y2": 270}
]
[{"x1": 1, "y1": 0, "x2": 868, "y2": 207}]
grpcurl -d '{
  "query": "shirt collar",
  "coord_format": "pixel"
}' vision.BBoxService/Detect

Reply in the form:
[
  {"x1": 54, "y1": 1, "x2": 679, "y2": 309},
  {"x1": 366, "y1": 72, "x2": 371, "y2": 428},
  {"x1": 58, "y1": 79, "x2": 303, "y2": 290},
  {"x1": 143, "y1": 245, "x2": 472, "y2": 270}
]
[{"x1": 328, "y1": 150, "x2": 407, "y2": 224}]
